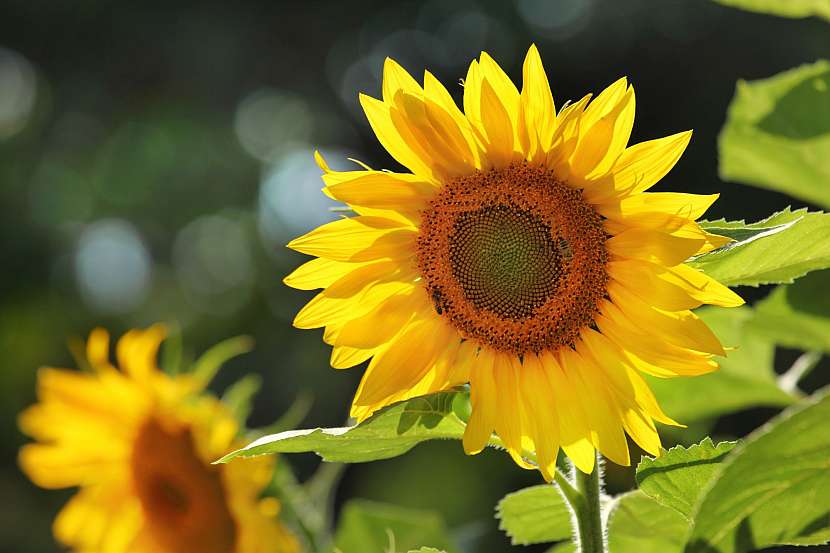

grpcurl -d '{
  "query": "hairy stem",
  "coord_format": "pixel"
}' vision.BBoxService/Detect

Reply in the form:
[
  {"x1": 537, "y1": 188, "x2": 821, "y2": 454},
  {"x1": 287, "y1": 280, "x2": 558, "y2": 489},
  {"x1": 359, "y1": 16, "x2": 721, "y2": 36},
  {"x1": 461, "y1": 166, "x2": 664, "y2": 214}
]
[{"x1": 556, "y1": 452, "x2": 605, "y2": 553}]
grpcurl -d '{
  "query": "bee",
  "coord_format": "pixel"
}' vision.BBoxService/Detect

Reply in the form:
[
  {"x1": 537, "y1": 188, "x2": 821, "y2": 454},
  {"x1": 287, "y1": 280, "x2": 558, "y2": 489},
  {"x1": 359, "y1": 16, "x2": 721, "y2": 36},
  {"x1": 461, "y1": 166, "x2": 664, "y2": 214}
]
[
  {"x1": 557, "y1": 237, "x2": 573, "y2": 261},
  {"x1": 431, "y1": 288, "x2": 446, "y2": 315}
]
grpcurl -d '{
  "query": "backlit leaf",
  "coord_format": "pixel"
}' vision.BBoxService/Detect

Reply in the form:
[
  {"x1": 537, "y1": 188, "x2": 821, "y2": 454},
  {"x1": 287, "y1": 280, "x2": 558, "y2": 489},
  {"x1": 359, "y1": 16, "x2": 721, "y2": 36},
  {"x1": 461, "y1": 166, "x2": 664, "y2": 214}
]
[
  {"x1": 636, "y1": 438, "x2": 737, "y2": 519},
  {"x1": 690, "y1": 208, "x2": 830, "y2": 286},
  {"x1": 496, "y1": 485, "x2": 573, "y2": 545},
  {"x1": 747, "y1": 269, "x2": 830, "y2": 353},
  {"x1": 217, "y1": 392, "x2": 466, "y2": 463},
  {"x1": 718, "y1": 60, "x2": 830, "y2": 207},
  {"x1": 713, "y1": 0, "x2": 830, "y2": 22},
  {"x1": 686, "y1": 389, "x2": 830, "y2": 552},
  {"x1": 334, "y1": 500, "x2": 457, "y2": 553}
]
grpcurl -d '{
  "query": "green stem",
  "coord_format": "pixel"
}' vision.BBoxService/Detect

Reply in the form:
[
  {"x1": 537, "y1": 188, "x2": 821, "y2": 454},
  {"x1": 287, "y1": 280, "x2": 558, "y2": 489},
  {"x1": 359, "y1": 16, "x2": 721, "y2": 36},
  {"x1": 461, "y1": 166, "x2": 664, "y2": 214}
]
[
  {"x1": 555, "y1": 452, "x2": 605, "y2": 553},
  {"x1": 573, "y1": 456, "x2": 605, "y2": 553}
]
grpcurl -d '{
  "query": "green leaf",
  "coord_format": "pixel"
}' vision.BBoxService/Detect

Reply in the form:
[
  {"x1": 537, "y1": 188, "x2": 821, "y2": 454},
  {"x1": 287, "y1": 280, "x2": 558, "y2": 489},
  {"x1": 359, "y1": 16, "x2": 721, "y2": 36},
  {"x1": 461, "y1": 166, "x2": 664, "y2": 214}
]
[
  {"x1": 690, "y1": 208, "x2": 830, "y2": 286},
  {"x1": 747, "y1": 269, "x2": 830, "y2": 353},
  {"x1": 718, "y1": 60, "x2": 830, "y2": 207},
  {"x1": 334, "y1": 500, "x2": 457, "y2": 553},
  {"x1": 606, "y1": 491, "x2": 689, "y2": 553},
  {"x1": 496, "y1": 485, "x2": 573, "y2": 545},
  {"x1": 686, "y1": 389, "x2": 830, "y2": 552},
  {"x1": 648, "y1": 306, "x2": 796, "y2": 422},
  {"x1": 713, "y1": 0, "x2": 830, "y2": 21},
  {"x1": 636, "y1": 438, "x2": 737, "y2": 519},
  {"x1": 216, "y1": 392, "x2": 466, "y2": 464}
]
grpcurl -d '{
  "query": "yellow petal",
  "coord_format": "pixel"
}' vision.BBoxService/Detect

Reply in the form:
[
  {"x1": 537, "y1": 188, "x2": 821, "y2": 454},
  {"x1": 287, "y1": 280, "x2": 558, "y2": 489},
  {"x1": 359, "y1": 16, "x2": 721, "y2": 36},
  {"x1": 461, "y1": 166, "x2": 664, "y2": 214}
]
[
  {"x1": 331, "y1": 345, "x2": 375, "y2": 369},
  {"x1": 518, "y1": 44, "x2": 556, "y2": 162},
  {"x1": 596, "y1": 303, "x2": 718, "y2": 377},
  {"x1": 86, "y1": 328, "x2": 112, "y2": 372},
  {"x1": 284, "y1": 258, "x2": 367, "y2": 291},
  {"x1": 606, "y1": 226, "x2": 707, "y2": 266},
  {"x1": 608, "y1": 259, "x2": 702, "y2": 311},
  {"x1": 294, "y1": 268, "x2": 414, "y2": 329},
  {"x1": 325, "y1": 172, "x2": 436, "y2": 212},
  {"x1": 335, "y1": 288, "x2": 429, "y2": 349},
  {"x1": 287, "y1": 216, "x2": 416, "y2": 262},
  {"x1": 463, "y1": 347, "x2": 498, "y2": 455},
  {"x1": 352, "y1": 315, "x2": 451, "y2": 407},
  {"x1": 664, "y1": 264, "x2": 745, "y2": 307},
  {"x1": 492, "y1": 353, "x2": 533, "y2": 469},
  {"x1": 360, "y1": 93, "x2": 439, "y2": 183},
  {"x1": 598, "y1": 192, "x2": 719, "y2": 223},
  {"x1": 382, "y1": 57, "x2": 422, "y2": 104},
  {"x1": 521, "y1": 353, "x2": 561, "y2": 480},
  {"x1": 608, "y1": 283, "x2": 726, "y2": 355},
  {"x1": 546, "y1": 93, "x2": 592, "y2": 169},
  {"x1": 479, "y1": 78, "x2": 515, "y2": 168},
  {"x1": 424, "y1": 70, "x2": 485, "y2": 170},
  {"x1": 561, "y1": 346, "x2": 630, "y2": 467},
  {"x1": 608, "y1": 130, "x2": 693, "y2": 197},
  {"x1": 570, "y1": 86, "x2": 635, "y2": 179},
  {"x1": 539, "y1": 351, "x2": 596, "y2": 473}
]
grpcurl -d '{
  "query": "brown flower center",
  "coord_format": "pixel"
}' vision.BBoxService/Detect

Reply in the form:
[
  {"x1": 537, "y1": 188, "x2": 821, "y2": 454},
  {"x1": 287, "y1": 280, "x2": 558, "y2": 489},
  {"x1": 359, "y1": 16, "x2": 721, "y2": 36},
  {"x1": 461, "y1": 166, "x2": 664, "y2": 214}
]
[
  {"x1": 131, "y1": 417, "x2": 236, "y2": 553},
  {"x1": 416, "y1": 163, "x2": 608, "y2": 355}
]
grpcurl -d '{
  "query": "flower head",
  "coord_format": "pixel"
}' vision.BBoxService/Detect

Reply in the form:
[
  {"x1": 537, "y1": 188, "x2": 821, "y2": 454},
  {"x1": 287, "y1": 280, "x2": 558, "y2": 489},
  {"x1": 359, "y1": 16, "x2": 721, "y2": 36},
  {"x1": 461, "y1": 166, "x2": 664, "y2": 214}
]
[
  {"x1": 18, "y1": 325, "x2": 299, "y2": 553},
  {"x1": 285, "y1": 46, "x2": 743, "y2": 478}
]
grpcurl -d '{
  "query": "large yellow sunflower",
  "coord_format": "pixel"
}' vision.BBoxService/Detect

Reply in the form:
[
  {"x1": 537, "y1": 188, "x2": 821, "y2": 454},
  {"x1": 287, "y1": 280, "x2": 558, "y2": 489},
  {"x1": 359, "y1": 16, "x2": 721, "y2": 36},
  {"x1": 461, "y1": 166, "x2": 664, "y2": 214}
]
[
  {"x1": 18, "y1": 325, "x2": 299, "y2": 553},
  {"x1": 285, "y1": 45, "x2": 743, "y2": 479}
]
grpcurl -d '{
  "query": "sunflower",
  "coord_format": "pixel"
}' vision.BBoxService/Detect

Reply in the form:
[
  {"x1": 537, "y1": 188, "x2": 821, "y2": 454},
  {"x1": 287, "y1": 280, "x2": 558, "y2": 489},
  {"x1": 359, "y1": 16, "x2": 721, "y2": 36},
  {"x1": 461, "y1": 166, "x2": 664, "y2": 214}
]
[
  {"x1": 285, "y1": 45, "x2": 743, "y2": 479},
  {"x1": 18, "y1": 325, "x2": 299, "y2": 553}
]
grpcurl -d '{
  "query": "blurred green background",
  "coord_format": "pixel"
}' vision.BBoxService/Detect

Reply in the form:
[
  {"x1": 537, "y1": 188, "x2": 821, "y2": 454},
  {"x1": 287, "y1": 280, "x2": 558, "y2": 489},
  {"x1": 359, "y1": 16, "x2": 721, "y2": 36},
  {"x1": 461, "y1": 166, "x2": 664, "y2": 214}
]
[{"x1": 1, "y1": 1, "x2": 829, "y2": 552}]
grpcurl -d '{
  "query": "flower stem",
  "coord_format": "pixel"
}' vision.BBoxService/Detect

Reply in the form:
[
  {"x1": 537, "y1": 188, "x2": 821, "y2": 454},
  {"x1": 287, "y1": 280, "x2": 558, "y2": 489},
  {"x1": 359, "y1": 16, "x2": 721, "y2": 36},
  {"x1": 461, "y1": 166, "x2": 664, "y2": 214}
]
[
  {"x1": 573, "y1": 456, "x2": 605, "y2": 553},
  {"x1": 555, "y1": 452, "x2": 605, "y2": 553}
]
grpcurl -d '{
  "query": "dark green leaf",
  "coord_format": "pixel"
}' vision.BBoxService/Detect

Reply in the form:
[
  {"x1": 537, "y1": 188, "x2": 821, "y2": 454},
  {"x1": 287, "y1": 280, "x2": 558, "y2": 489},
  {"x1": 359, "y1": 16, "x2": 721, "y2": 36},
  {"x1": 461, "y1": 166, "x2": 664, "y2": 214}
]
[
  {"x1": 719, "y1": 60, "x2": 830, "y2": 207},
  {"x1": 496, "y1": 485, "x2": 573, "y2": 545},
  {"x1": 690, "y1": 208, "x2": 830, "y2": 286},
  {"x1": 216, "y1": 392, "x2": 465, "y2": 463},
  {"x1": 334, "y1": 500, "x2": 457, "y2": 553},
  {"x1": 636, "y1": 438, "x2": 737, "y2": 519}
]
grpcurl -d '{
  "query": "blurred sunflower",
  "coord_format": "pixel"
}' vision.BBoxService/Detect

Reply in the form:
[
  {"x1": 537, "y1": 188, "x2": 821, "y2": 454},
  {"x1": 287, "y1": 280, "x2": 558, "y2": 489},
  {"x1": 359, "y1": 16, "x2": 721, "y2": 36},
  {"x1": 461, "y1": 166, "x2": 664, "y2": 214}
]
[
  {"x1": 285, "y1": 45, "x2": 743, "y2": 478},
  {"x1": 18, "y1": 325, "x2": 299, "y2": 553}
]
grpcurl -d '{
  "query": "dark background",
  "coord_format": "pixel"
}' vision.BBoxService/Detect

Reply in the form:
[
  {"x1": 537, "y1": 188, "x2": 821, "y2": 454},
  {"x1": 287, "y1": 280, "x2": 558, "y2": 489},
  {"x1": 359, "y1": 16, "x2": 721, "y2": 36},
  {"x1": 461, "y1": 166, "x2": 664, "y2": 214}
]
[{"x1": 1, "y1": 1, "x2": 828, "y2": 551}]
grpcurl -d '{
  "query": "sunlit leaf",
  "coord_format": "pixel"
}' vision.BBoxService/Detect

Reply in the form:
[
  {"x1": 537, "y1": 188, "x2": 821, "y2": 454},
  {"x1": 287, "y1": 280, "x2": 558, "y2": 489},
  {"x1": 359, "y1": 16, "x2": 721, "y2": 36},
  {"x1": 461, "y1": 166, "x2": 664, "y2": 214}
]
[
  {"x1": 747, "y1": 269, "x2": 830, "y2": 353},
  {"x1": 648, "y1": 307, "x2": 796, "y2": 422},
  {"x1": 407, "y1": 548, "x2": 446, "y2": 553},
  {"x1": 713, "y1": 0, "x2": 830, "y2": 22},
  {"x1": 496, "y1": 485, "x2": 573, "y2": 545},
  {"x1": 686, "y1": 389, "x2": 830, "y2": 552},
  {"x1": 636, "y1": 438, "x2": 737, "y2": 519},
  {"x1": 334, "y1": 500, "x2": 457, "y2": 553},
  {"x1": 690, "y1": 208, "x2": 830, "y2": 286},
  {"x1": 718, "y1": 60, "x2": 830, "y2": 207},
  {"x1": 216, "y1": 392, "x2": 465, "y2": 463},
  {"x1": 605, "y1": 491, "x2": 688, "y2": 553}
]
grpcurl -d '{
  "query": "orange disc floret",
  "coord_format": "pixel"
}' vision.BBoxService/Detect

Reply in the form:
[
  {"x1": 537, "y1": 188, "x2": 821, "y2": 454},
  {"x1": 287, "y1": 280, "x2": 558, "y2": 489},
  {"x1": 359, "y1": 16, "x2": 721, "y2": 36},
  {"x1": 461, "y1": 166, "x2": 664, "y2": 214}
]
[{"x1": 417, "y1": 162, "x2": 609, "y2": 355}]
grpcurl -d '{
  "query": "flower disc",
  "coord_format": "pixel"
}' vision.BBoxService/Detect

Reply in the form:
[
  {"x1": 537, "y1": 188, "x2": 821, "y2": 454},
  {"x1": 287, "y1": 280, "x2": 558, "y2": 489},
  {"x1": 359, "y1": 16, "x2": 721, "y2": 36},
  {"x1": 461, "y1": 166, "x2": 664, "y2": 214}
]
[{"x1": 417, "y1": 163, "x2": 608, "y2": 355}]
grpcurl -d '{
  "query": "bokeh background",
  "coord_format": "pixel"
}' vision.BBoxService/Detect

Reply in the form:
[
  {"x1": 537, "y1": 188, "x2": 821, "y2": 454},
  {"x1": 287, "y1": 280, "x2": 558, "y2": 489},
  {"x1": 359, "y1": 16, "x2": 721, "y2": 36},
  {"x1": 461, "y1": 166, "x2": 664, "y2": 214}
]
[{"x1": 2, "y1": 1, "x2": 829, "y2": 551}]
